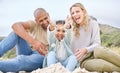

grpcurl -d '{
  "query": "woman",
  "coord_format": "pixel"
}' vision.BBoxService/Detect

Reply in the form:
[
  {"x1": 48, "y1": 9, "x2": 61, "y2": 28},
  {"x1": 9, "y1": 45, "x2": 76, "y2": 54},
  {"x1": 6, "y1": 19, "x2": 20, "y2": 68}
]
[
  {"x1": 69, "y1": 2, "x2": 101, "y2": 63},
  {"x1": 69, "y1": 3, "x2": 120, "y2": 72}
]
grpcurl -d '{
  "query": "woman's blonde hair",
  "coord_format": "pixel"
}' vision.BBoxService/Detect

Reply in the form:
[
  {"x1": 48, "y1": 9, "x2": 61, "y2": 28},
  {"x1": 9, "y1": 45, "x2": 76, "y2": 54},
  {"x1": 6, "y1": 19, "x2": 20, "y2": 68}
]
[{"x1": 70, "y1": 3, "x2": 90, "y2": 37}]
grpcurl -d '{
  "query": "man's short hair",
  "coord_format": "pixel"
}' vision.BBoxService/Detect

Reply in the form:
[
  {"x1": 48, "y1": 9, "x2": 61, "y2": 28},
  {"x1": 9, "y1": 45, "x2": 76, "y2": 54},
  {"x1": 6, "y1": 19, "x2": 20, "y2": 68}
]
[{"x1": 34, "y1": 8, "x2": 47, "y2": 18}]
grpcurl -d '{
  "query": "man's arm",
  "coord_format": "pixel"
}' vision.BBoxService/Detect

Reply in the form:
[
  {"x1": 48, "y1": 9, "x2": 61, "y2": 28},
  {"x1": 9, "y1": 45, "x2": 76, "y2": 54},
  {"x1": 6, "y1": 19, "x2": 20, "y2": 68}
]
[
  {"x1": 12, "y1": 22, "x2": 35, "y2": 45},
  {"x1": 12, "y1": 22, "x2": 47, "y2": 55}
]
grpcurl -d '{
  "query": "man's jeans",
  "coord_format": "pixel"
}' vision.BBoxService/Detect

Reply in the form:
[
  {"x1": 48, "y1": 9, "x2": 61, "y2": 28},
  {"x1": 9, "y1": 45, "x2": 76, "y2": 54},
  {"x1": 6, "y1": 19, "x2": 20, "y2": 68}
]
[{"x1": 0, "y1": 32, "x2": 44, "y2": 72}]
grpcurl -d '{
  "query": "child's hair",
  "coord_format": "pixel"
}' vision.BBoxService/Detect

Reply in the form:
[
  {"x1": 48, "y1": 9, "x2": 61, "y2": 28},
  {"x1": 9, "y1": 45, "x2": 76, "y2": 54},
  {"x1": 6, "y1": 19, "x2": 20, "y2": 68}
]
[{"x1": 56, "y1": 20, "x2": 65, "y2": 25}]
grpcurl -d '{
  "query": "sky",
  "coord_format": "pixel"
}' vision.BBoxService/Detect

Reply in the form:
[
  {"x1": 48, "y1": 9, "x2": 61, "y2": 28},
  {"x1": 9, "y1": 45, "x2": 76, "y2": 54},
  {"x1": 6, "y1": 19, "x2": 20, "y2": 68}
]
[{"x1": 0, "y1": 0, "x2": 120, "y2": 36}]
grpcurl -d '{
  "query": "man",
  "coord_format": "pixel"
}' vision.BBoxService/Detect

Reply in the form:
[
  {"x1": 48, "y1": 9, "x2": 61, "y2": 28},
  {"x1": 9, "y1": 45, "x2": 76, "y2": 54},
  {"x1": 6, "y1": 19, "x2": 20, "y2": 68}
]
[{"x1": 0, "y1": 8, "x2": 50, "y2": 72}]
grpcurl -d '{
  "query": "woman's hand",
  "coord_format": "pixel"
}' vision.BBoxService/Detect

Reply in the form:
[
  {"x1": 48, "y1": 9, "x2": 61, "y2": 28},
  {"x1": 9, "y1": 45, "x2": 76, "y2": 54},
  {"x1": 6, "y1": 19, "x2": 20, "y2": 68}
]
[{"x1": 75, "y1": 48, "x2": 87, "y2": 61}]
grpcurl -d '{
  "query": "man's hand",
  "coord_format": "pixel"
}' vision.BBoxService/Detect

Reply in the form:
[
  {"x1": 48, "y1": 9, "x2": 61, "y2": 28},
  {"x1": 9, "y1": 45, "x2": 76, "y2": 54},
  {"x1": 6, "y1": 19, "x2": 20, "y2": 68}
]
[{"x1": 31, "y1": 40, "x2": 48, "y2": 56}]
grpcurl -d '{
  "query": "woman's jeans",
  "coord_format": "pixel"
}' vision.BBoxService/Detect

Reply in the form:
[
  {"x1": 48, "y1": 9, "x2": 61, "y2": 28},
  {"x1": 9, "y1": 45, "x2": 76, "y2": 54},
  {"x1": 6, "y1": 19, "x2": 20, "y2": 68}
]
[
  {"x1": 81, "y1": 47, "x2": 120, "y2": 72},
  {"x1": 0, "y1": 32, "x2": 44, "y2": 72},
  {"x1": 47, "y1": 51, "x2": 77, "y2": 71}
]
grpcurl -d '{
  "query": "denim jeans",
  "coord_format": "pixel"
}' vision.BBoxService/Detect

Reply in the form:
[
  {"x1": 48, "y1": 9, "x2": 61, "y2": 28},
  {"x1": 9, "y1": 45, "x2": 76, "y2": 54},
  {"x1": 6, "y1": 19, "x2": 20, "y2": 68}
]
[
  {"x1": 0, "y1": 32, "x2": 44, "y2": 72},
  {"x1": 47, "y1": 51, "x2": 77, "y2": 71}
]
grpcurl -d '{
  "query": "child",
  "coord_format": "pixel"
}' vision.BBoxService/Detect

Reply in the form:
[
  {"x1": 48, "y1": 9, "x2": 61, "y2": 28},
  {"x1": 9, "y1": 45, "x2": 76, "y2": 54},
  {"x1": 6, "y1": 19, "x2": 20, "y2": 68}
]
[{"x1": 43, "y1": 20, "x2": 77, "y2": 71}]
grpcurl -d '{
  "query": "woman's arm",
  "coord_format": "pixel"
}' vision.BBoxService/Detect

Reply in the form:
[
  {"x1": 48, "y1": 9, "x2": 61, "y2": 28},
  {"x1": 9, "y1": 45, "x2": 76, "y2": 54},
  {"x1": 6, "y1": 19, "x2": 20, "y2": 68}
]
[{"x1": 85, "y1": 20, "x2": 101, "y2": 52}]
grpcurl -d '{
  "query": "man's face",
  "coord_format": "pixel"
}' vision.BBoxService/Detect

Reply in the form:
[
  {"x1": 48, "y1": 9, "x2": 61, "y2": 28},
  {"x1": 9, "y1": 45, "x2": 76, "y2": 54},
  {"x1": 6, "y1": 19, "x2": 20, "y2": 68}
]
[
  {"x1": 35, "y1": 12, "x2": 50, "y2": 30},
  {"x1": 55, "y1": 24, "x2": 65, "y2": 42}
]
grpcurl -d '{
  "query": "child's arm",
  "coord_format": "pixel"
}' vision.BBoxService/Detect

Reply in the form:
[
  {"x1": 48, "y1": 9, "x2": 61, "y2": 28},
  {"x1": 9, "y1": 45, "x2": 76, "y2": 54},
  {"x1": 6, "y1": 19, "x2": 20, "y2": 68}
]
[
  {"x1": 49, "y1": 22, "x2": 56, "y2": 31},
  {"x1": 63, "y1": 28, "x2": 71, "y2": 46},
  {"x1": 64, "y1": 15, "x2": 72, "y2": 29},
  {"x1": 47, "y1": 25, "x2": 57, "y2": 51}
]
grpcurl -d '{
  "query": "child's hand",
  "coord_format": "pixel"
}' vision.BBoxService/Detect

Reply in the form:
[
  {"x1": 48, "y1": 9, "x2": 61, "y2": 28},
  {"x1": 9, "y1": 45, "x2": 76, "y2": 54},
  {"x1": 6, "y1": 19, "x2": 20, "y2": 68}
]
[
  {"x1": 49, "y1": 22, "x2": 56, "y2": 31},
  {"x1": 65, "y1": 16, "x2": 72, "y2": 29},
  {"x1": 66, "y1": 15, "x2": 72, "y2": 23},
  {"x1": 64, "y1": 23, "x2": 71, "y2": 29}
]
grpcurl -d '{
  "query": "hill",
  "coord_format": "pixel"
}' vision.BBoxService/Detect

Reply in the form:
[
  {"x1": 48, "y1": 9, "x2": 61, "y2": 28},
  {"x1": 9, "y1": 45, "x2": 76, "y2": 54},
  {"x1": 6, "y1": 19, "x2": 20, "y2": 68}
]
[
  {"x1": 99, "y1": 24, "x2": 120, "y2": 34},
  {"x1": 99, "y1": 24, "x2": 120, "y2": 47}
]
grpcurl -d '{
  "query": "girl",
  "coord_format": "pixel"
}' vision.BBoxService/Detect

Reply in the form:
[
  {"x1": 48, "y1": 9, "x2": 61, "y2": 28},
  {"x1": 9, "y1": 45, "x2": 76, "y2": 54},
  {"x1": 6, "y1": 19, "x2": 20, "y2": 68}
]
[{"x1": 43, "y1": 20, "x2": 77, "y2": 71}]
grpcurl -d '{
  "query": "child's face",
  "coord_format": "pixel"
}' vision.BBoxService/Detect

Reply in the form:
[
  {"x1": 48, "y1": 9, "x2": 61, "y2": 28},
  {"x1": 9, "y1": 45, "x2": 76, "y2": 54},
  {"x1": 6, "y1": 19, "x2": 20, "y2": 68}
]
[{"x1": 55, "y1": 24, "x2": 65, "y2": 42}]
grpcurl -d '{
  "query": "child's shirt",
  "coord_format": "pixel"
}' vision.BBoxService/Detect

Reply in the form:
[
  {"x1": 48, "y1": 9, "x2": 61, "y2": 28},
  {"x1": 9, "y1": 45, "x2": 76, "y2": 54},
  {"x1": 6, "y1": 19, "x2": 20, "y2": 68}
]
[
  {"x1": 56, "y1": 41, "x2": 68, "y2": 61},
  {"x1": 43, "y1": 25, "x2": 73, "y2": 67}
]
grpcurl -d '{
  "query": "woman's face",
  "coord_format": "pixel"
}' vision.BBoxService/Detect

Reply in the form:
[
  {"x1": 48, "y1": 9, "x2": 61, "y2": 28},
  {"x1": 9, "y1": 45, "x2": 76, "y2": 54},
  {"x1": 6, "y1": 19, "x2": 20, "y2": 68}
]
[
  {"x1": 71, "y1": 7, "x2": 84, "y2": 25},
  {"x1": 55, "y1": 24, "x2": 65, "y2": 42}
]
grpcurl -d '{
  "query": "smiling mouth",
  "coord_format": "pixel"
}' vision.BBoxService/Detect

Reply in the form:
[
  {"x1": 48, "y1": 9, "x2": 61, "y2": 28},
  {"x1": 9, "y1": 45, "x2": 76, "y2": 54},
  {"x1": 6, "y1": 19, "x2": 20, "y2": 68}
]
[
  {"x1": 57, "y1": 36, "x2": 63, "y2": 40},
  {"x1": 75, "y1": 17, "x2": 80, "y2": 21}
]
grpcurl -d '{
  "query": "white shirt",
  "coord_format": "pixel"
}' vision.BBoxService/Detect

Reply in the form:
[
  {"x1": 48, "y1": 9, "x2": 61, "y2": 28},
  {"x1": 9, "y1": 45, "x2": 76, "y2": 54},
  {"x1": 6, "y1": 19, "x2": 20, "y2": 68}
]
[
  {"x1": 71, "y1": 19, "x2": 101, "y2": 53},
  {"x1": 56, "y1": 41, "x2": 67, "y2": 61}
]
